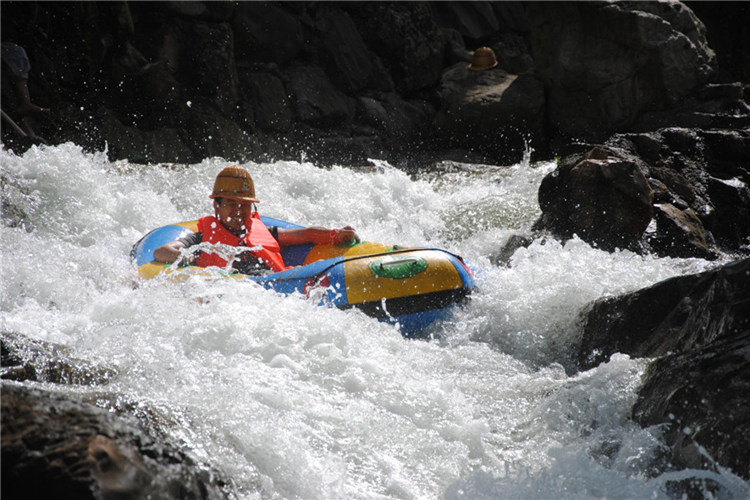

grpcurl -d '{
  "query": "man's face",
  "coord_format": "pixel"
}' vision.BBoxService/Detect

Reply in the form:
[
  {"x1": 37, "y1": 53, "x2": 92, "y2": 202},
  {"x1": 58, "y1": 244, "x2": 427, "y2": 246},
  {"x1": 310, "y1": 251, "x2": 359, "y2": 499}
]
[{"x1": 215, "y1": 197, "x2": 253, "y2": 235}]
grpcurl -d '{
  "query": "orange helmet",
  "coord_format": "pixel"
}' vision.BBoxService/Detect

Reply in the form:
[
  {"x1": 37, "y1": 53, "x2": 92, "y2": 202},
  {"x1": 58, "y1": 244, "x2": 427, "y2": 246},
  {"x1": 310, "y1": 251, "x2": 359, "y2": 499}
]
[
  {"x1": 468, "y1": 47, "x2": 498, "y2": 71},
  {"x1": 209, "y1": 166, "x2": 259, "y2": 202}
]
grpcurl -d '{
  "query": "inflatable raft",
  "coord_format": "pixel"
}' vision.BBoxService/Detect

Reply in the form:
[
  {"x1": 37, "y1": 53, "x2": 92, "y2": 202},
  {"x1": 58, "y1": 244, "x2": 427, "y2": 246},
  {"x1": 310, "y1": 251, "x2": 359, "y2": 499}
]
[{"x1": 131, "y1": 216, "x2": 475, "y2": 336}]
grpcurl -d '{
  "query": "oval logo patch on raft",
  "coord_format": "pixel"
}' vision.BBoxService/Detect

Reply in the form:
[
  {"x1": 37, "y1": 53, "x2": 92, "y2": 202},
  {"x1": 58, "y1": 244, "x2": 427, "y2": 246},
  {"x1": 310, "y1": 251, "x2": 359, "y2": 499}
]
[
  {"x1": 369, "y1": 256, "x2": 428, "y2": 279},
  {"x1": 345, "y1": 250, "x2": 464, "y2": 304}
]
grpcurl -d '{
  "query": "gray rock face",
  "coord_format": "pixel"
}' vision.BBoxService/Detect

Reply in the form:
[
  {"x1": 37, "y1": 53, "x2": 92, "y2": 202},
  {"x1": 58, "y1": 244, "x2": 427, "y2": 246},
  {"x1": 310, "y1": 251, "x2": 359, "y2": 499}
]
[
  {"x1": 1, "y1": 382, "x2": 232, "y2": 499},
  {"x1": 434, "y1": 63, "x2": 546, "y2": 160},
  {"x1": 527, "y1": 1, "x2": 716, "y2": 141}
]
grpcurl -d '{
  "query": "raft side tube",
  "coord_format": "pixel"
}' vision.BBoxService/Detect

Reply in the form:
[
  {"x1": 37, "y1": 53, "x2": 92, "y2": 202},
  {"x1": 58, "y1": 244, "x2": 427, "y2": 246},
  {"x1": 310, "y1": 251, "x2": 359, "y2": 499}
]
[{"x1": 131, "y1": 223, "x2": 197, "y2": 266}]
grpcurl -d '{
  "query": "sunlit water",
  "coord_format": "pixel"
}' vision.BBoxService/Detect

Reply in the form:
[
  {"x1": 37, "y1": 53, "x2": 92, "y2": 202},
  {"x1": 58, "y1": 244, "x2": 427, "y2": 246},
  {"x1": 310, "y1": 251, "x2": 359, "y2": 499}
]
[{"x1": 2, "y1": 143, "x2": 747, "y2": 499}]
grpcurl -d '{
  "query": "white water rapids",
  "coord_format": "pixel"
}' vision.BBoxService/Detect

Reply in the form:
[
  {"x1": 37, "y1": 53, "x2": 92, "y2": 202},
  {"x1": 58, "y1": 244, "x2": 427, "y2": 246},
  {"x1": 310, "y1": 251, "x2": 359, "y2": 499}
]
[{"x1": 2, "y1": 143, "x2": 747, "y2": 499}]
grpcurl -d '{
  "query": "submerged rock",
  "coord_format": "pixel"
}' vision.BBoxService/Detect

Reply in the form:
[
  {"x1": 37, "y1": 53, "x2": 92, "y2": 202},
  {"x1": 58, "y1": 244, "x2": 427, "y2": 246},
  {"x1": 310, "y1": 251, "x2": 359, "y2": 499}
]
[
  {"x1": 650, "y1": 202, "x2": 714, "y2": 259},
  {"x1": 1, "y1": 331, "x2": 116, "y2": 386}
]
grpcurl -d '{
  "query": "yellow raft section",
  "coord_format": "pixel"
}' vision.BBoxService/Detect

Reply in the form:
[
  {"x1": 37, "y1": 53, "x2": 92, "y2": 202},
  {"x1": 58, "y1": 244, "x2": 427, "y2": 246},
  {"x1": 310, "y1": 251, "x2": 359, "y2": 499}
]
[{"x1": 321, "y1": 246, "x2": 463, "y2": 304}]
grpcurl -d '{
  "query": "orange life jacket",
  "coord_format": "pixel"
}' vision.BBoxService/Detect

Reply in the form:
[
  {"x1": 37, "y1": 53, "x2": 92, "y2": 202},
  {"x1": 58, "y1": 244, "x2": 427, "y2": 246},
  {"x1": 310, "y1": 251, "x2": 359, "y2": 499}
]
[{"x1": 195, "y1": 214, "x2": 289, "y2": 273}]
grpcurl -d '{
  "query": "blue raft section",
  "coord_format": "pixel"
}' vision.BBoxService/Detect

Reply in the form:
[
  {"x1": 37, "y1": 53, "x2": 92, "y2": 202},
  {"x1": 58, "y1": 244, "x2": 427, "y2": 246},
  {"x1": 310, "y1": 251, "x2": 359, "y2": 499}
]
[{"x1": 131, "y1": 216, "x2": 476, "y2": 337}]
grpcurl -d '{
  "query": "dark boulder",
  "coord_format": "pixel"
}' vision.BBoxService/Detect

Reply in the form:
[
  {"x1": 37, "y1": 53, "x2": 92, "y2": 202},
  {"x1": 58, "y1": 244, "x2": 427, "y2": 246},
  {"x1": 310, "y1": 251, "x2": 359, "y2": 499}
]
[
  {"x1": 609, "y1": 126, "x2": 750, "y2": 255},
  {"x1": 649, "y1": 203, "x2": 714, "y2": 259},
  {"x1": 578, "y1": 257, "x2": 750, "y2": 479},
  {"x1": 579, "y1": 257, "x2": 750, "y2": 369},
  {"x1": 535, "y1": 146, "x2": 654, "y2": 251},
  {"x1": 1, "y1": 382, "x2": 232, "y2": 499},
  {"x1": 2, "y1": 331, "x2": 115, "y2": 386},
  {"x1": 632, "y1": 330, "x2": 750, "y2": 480}
]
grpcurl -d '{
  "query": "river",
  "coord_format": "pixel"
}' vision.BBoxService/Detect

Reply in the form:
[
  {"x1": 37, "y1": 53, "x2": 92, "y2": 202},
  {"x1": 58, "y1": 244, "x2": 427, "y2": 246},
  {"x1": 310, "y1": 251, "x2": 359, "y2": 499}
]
[{"x1": 2, "y1": 143, "x2": 746, "y2": 499}]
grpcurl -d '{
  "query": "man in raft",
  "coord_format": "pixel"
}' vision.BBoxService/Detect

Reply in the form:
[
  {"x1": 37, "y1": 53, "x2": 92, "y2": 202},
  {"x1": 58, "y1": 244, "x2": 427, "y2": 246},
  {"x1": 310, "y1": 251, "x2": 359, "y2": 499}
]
[{"x1": 154, "y1": 166, "x2": 358, "y2": 274}]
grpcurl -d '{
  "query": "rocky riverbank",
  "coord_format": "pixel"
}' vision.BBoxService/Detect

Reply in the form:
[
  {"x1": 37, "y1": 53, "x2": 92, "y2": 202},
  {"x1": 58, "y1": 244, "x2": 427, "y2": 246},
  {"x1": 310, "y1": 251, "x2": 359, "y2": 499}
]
[
  {"x1": 2, "y1": 1, "x2": 750, "y2": 496},
  {"x1": 1, "y1": 332, "x2": 234, "y2": 499},
  {"x1": 1, "y1": 2, "x2": 746, "y2": 169}
]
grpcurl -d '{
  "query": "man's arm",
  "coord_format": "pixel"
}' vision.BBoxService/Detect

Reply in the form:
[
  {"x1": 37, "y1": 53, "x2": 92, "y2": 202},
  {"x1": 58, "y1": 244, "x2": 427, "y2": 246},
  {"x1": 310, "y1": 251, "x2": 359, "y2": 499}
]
[
  {"x1": 277, "y1": 226, "x2": 358, "y2": 246},
  {"x1": 153, "y1": 241, "x2": 188, "y2": 263}
]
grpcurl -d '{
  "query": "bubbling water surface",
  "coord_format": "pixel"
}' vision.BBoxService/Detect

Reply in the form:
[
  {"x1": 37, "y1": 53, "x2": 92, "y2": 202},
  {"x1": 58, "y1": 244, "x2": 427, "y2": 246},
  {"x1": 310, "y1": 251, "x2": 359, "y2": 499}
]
[{"x1": 1, "y1": 144, "x2": 744, "y2": 499}]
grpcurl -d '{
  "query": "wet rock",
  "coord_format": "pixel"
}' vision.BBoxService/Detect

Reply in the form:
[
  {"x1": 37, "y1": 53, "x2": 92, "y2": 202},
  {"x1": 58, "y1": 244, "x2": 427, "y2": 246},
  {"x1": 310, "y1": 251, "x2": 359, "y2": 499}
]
[
  {"x1": 579, "y1": 257, "x2": 750, "y2": 369},
  {"x1": 535, "y1": 146, "x2": 654, "y2": 251},
  {"x1": 1, "y1": 331, "x2": 116, "y2": 386},
  {"x1": 706, "y1": 174, "x2": 750, "y2": 251},
  {"x1": 96, "y1": 108, "x2": 195, "y2": 164},
  {"x1": 632, "y1": 329, "x2": 750, "y2": 480},
  {"x1": 580, "y1": 256, "x2": 750, "y2": 477},
  {"x1": 1, "y1": 382, "x2": 233, "y2": 499},
  {"x1": 609, "y1": 126, "x2": 750, "y2": 255},
  {"x1": 237, "y1": 69, "x2": 292, "y2": 133},
  {"x1": 649, "y1": 203, "x2": 715, "y2": 259},
  {"x1": 179, "y1": 21, "x2": 239, "y2": 116},
  {"x1": 528, "y1": 1, "x2": 716, "y2": 141},
  {"x1": 489, "y1": 233, "x2": 537, "y2": 267},
  {"x1": 650, "y1": 165, "x2": 697, "y2": 206},
  {"x1": 183, "y1": 111, "x2": 253, "y2": 162}
]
